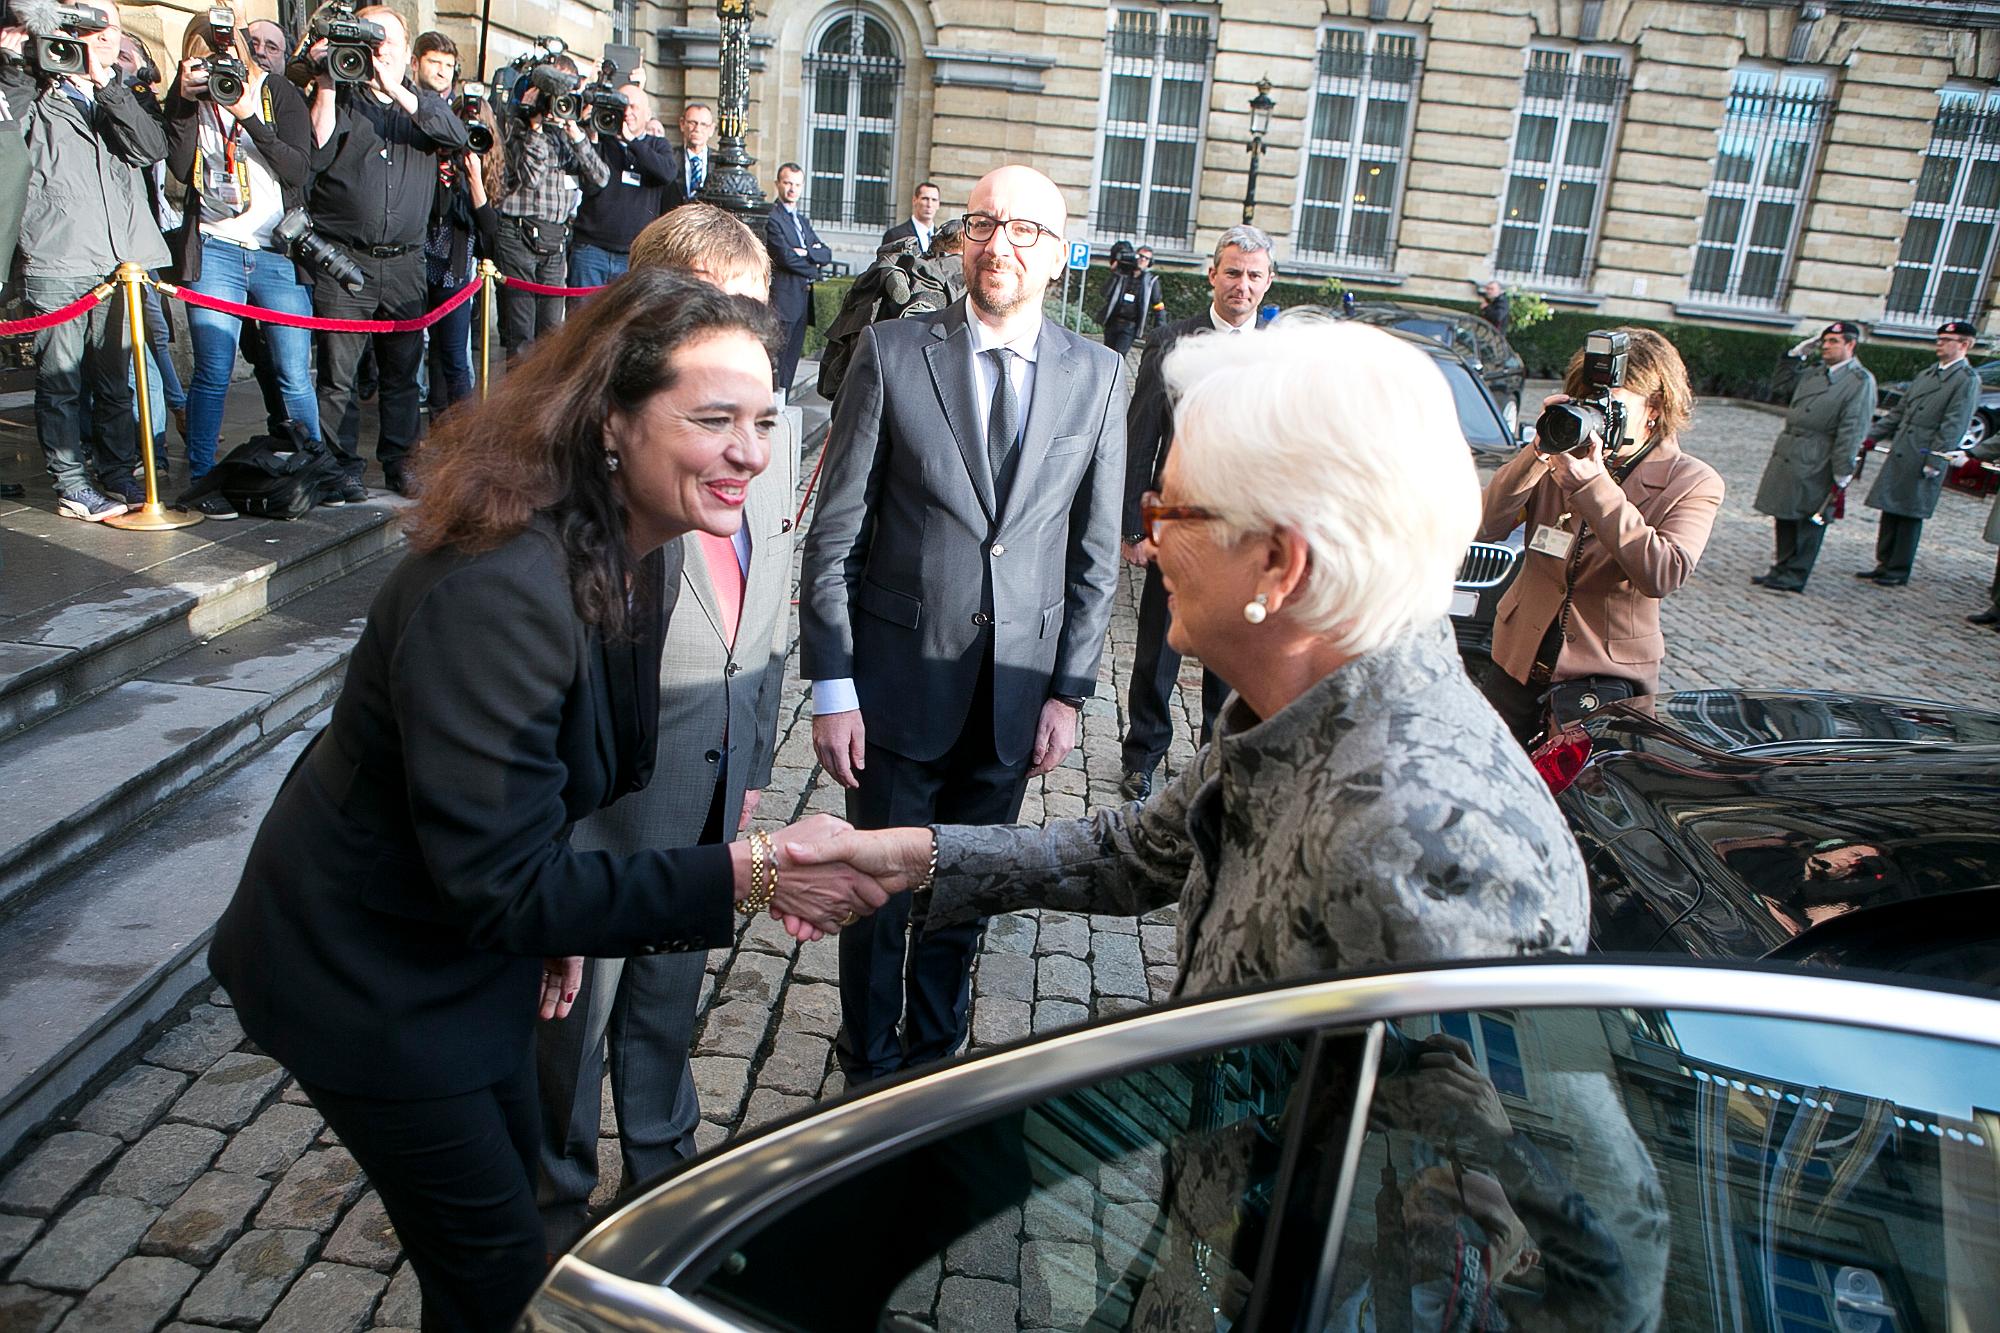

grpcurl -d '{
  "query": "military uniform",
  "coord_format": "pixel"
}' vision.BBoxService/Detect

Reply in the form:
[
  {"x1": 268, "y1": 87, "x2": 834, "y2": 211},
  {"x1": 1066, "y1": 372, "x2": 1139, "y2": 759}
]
[
  {"x1": 1752, "y1": 348, "x2": 1876, "y2": 591},
  {"x1": 1967, "y1": 435, "x2": 2000, "y2": 625},
  {"x1": 1862, "y1": 340, "x2": 1979, "y2": 584}
]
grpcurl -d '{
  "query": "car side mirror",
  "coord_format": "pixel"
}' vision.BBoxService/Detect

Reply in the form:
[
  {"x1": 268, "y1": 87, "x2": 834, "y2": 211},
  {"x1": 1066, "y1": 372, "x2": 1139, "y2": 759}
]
[{"x1": 1519, "y1": 423, "x2": 1537, "y2": 448}]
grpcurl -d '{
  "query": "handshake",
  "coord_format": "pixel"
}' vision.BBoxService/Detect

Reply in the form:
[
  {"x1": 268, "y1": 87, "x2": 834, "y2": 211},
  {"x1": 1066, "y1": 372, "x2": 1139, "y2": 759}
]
[{"x1": 732, "y1": 813, "x2": 937, "y2": 942}]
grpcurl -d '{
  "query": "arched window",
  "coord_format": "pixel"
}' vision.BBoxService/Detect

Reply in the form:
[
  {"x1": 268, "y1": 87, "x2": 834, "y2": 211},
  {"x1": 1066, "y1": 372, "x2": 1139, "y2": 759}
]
[{"x1": 803, "y1": 11, "x2": 903, "y2": 231}]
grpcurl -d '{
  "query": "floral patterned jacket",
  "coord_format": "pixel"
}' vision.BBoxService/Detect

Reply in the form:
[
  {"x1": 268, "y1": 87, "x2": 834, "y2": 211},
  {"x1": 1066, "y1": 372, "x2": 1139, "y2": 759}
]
[{"x1": 928, "y1": 618, "x2": 1588, "y2": 995}]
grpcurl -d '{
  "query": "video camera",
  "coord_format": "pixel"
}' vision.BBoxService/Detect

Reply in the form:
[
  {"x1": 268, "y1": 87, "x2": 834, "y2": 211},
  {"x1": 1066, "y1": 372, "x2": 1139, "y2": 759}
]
[
  {"x1": 1108, "y1": 239, "x2": 1139, "y2": 276},
  {"x1": 199, "y1": 6, "x2": 249, "y2": 104},
  {"x1": 1535, "y1": 329, "x2": 1630, "y2": 456},
  {"x1": 310, "y1": 0, "x2": 385, "y2": 85},
  {"x1": 272, "y1": 208, "x2": 366, "y2": 296},
  {"x1": 579, "y1": 85, "x2": 626, "y2": 136},
  {"x1": 453, "y1": 80, "x2": 493, "y2": 153},
  {"x1": 11, "y1": 0, "x2": 110, "y2": 79},
  {"x1": 504, "y1": 37, "x2": 579, "y2": 121}
]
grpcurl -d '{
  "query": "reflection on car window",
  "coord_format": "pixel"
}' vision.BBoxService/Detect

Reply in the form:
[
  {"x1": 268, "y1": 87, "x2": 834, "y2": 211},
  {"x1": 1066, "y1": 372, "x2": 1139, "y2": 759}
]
[
  {"x1": 686, "y1": 1037, "x2": 1332, "y2": 1332},
  {"x1": 1321, "y1": 1007, "x2": 1998, "y2": 1333},
  {"x1": 1436, "y1": 359, "x2": 1509, "y2": 452}
]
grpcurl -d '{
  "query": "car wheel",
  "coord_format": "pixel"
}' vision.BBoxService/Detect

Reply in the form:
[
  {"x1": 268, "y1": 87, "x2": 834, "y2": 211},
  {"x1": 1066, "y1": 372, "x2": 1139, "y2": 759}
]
[{"x1": 1963, "y1": 410, "x2": 1991, "y2": 450}]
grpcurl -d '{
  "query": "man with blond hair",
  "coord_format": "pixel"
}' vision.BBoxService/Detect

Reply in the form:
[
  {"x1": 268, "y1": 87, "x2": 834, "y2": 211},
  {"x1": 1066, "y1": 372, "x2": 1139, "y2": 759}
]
[
  {"x1": 534, "y1": 203, "x2": 793, "y2": 1249},
  {"x1": 801, "y1": 164, "x2": 1126, "y2": 1082}
]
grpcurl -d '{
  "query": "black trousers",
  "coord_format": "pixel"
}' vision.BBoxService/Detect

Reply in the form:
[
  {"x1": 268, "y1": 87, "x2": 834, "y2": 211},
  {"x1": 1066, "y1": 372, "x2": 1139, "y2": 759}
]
[
  {"x1": 1122, "y1": 560, "x2": 1226, "y2": 774},
  {"x1": 314, "y1": 245, "x2": 425, "y2": 483},
  {"x1": 494, "y1": 218, "x2": 569, "y2": 357},
  {"x1": 1768, "y1": 518, "x2": 1827, "y2": 587},
  {"x1": 1874, "y1": 512, "x2": 1923, "y2": 579},
  {"x1": 837, "y1": 651, "x2": 1028, "y2": 1084},
  {"x1": 774, "y1": 313, "x2": 808, "y2": 395},
  {"x1": 299, "y1": 1053, "x2": 545, "y2": 1333},
  {"x1": 1102, "y1": 321, "x2": 1138, "y2": 356}
]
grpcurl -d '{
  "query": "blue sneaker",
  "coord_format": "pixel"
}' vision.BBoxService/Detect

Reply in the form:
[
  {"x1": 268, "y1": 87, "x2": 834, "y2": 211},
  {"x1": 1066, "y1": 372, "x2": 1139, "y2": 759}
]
[
  {"x1": 110, "y1": 475, "x2": 149, "y2": 507},
  {"x1": 56, "y1": 486, "x2": 129, "y2": 522}
]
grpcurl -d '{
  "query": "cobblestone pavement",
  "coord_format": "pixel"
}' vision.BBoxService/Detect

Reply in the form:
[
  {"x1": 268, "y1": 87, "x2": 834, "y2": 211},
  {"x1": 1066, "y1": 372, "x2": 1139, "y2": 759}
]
[{"x1": 3, "y1": 395, "x2": 1995, "y2": 1331}]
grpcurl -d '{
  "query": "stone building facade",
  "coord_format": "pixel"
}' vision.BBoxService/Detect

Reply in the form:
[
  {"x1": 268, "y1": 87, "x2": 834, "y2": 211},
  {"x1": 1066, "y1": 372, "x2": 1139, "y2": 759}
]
[{"x1": 119, "y1": 0, "x2": 2000, "y2": 342}]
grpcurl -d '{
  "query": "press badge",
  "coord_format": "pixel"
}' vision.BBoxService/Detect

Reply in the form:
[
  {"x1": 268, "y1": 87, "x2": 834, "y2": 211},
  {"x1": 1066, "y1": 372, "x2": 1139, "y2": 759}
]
[
  {"x1": 1528, "y1": 523, "x2": 1575, "y2": 560},
  {"x1": 621, "y1": 169, "x2": 643, "y2": 187}
]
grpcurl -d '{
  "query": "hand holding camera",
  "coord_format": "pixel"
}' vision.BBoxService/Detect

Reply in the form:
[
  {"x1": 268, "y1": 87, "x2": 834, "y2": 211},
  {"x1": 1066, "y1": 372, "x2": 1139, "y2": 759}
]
[{"x1": 1534, "y1": 330, "x2": 1629, "y2": 458}]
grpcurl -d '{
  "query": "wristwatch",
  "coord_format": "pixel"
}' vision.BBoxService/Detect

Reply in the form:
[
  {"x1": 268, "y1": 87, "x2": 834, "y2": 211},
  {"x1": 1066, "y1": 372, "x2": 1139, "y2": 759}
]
[{"x1": 1052, "y1": 693, "x2": 1087, "y2": 709}]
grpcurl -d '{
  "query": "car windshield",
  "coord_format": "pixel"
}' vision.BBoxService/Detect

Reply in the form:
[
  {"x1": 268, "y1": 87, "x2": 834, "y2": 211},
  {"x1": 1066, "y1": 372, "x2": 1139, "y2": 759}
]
[
  {"x1": 1433, "y1": 354, "x2": 1511, "y2": 452},
  {"x1": 1357, "y1": 311, "x2": 1456, "y2": 346}
]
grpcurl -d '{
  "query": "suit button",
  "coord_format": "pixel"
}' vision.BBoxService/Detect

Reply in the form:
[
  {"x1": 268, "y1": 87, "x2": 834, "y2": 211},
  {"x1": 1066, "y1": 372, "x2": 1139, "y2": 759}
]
[
  {"x1": 972, "y1": 612, "x2": 992, "y2": 626},
  {"x1": 705, "y1": 749, "x2": 721, "y2": 762},
  {"x1": 726, "y1": 662, "x2": 741, "y2": 677},
  {"x1": 991, "y1": 543, "x2": 1006, "y2": 556}
]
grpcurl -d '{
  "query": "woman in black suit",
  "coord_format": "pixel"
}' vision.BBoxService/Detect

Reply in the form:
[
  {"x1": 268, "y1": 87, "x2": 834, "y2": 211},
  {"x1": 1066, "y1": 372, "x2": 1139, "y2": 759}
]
[{"x1": 210, "y1": 270, "x2": 886, "y2": 1331}]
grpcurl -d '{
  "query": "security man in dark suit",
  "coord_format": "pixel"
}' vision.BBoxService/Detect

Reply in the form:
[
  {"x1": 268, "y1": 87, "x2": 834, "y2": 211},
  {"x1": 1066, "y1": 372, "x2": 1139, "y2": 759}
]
[
  {"x1": 1751, "y1": 321, "x2": 1876, "y2": 592},
  {"x1": 764, "y1": 160, "x2": 831, "y2": 394},
  {"x1": 1116, "y1": 224, "x2": 1275, "y2": 800},
  {"x1": 800, "y1": 164, "x2": 1126, "y2": 1083},
  {"x1": 1860, "y1": 320, "x2": 1980, "y2": 586},
  {"x1": 660, "y1": 100, "x2": 711, "y2": 209},
  {"x1": 881, "y1": 179, "x2": 940, "y2": 252}
]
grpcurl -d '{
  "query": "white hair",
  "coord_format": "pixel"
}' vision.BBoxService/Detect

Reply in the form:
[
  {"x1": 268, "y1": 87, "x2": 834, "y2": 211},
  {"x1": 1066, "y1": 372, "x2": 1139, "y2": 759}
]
[{"x1": 1163, "y1": 315, "x2": 1481, "y2": 656}]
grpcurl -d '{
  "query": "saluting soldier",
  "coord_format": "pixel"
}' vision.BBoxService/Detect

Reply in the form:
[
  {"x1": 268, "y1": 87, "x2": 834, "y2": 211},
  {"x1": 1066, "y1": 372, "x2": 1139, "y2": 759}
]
[
  {"x1": 1859, "y1": 320, "x2": 1980, "y2": 587},
  {"x1": 1752, "y1": 321, "x2": 1876, "y2": 592}
]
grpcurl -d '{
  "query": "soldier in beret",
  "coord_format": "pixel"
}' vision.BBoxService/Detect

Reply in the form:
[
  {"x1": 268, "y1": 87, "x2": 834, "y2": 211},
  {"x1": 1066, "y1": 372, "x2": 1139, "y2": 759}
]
[
  {"x1": 1752, "y1": 322, "x2": 1877, "y2": 592},
  {"x1": 1859, "y1": 320, "x2": 1980, "y2": 586}
]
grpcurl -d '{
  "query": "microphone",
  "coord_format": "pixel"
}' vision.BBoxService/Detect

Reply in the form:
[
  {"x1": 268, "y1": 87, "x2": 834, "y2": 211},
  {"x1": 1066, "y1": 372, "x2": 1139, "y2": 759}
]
[{"x1": 8, "y1": 0, "x2": 66, "y2": 37}]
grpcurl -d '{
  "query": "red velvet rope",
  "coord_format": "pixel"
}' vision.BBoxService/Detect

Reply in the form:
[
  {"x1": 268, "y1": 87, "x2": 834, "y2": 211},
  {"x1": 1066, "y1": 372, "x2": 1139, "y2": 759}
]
[
  {"x1": 494, "y1": 273, "x2": 607, "y2": 298},
  {"x1": 0, "y1": 288, "x2": 110, "y2": 336},
  {"x1": 154, "y1": 276, "x2": 482, "y2": 334}
]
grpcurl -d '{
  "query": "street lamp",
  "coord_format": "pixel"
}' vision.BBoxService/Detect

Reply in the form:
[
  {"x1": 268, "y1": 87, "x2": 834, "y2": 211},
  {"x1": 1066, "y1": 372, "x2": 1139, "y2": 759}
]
[
  {"x1": 698, "y1": 0, "x2": 768, "y2": 221},
  {"x1": 1242, "y1": 76, "x2": 1275, "y2": 225}
]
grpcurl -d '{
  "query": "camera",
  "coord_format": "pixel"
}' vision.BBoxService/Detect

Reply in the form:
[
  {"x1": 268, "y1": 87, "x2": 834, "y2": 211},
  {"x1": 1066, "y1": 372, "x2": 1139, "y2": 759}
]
[
  {"x1": 272, "y1": 208, "x2": 366, "y2": 296},
  {"x1": 580, "y1": 86, "x2": 626, "y2": 137},
  {"x1": 201, "y1": 7, "x2": 249, "y2": 104},
  {"x1": 454, "y1": 81, "x2": 493, "y2": 152},
  {"x1": 311, "y1": 0, "x2": 385, "y2": 84},
  {"x1": 525, "y1": 62, "x2": 578, "y2": 121},
  {"x1": 23, "y1": 1, "x2": 109, "y2": 79},
  {"x1": 1108, "y1": 239, "x2": 1138, "y2": 275},
  {"x1": 1535, "y1": 329, "x2": 1630, "y2": 456}
]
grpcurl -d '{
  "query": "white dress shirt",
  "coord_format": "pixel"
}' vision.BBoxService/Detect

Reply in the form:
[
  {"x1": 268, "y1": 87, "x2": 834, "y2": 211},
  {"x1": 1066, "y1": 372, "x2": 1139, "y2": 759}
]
[
  {"x1": 811, "y1": 308, "x2": 1043, "y2": 716},
  {"x1": 1208, "y1": 303, "x2": 1256, "y2": 334}
]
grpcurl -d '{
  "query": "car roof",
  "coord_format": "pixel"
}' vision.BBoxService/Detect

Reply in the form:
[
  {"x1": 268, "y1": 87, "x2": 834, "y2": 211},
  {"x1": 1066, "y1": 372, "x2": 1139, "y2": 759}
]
[{"x1": 1348, "y1": 300, "x2": 1504, "y2": 340}]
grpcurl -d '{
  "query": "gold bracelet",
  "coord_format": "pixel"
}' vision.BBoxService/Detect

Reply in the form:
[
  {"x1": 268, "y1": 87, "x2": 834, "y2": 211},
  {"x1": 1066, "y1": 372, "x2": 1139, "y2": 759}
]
[
  {"x1": 761, "y1": 830, "x2": 781, "y2": 907},
  {"x1": 739, "y1": 830, "x2": 769, "y2": 917},
  {"x1": 914, "y1": 826, "x2": 939, "y2": 895}
]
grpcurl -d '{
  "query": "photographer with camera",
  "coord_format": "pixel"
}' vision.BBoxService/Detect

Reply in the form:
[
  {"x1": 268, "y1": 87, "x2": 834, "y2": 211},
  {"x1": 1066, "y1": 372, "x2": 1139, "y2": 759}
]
[
  {"x1": 304, "y1": 1, "x2": 468, "y2": 500},
  {"x1": 15, "y1": 0, "x2": 170, "y2": 521},
  {"x1": 567, "y1": 81, "x2": 671, "y2": 301},
  {"x1": 1477, "y1": 328, "x2": 1723, "y2": 745},
  {"x1": 1096, "y1": 237, "x2": 1164, "y2": 356},
  {"x1": 413, "y1": 30, "x2": 490, "y2": 416},
  {"x1": 493, "y1": 42, "x2": 605, "y2": 356},
  {"x1": 162, "y1": 6, "x2": 316, "y2": 515}
]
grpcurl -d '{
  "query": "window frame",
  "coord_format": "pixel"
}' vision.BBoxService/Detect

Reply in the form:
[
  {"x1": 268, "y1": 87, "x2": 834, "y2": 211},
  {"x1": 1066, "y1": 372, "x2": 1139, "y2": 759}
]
[
  {"x1": 1288, "y1": 22, "x2": 1425, "y2": 272},
  {"x1": 1687, "y1": 63, "x2": 1834, "y2": 310},
  {"x1": 1885, "y1": 83, "x2": 2000, "y2": 326},
  {"x1": 799, "y1": 7, "x2": 905, "y2": 235},
  {"x1": 1492, "y1": 42, "x2": 1631, "y2": 290},
  {"x1": 1087, "y1": 4, "x2": 1217, "y2": 252}
]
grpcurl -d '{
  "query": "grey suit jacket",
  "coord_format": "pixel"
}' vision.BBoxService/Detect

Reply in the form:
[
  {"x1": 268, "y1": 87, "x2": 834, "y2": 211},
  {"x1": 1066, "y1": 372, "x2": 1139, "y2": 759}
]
[
  {"x1": 574, "y1": 446, "x2": 797, "y2": 857},
  {"x1": 799, "y1": 298, "x2": 1128, "y2": 766}
]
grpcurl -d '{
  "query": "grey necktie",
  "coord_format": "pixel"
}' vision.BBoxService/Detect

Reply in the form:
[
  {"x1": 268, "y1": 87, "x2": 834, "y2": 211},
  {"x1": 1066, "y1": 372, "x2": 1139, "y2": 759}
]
[{"x1": 986, "y1": 347, "x2": 1019, "y2": 500}]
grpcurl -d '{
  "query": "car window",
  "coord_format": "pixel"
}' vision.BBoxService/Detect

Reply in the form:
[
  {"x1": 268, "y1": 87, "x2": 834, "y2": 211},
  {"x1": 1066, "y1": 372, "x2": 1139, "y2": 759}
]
[
  {"x1": 1432, "y1": 357, "x2": 1511, "y2": 453},
  {"x1": 685, "y1": 1034, "x2": 1358, "y2": 1331},
  {"x1": 1315, "y1": 1005, "x2": 2000, "y2": 1333}
]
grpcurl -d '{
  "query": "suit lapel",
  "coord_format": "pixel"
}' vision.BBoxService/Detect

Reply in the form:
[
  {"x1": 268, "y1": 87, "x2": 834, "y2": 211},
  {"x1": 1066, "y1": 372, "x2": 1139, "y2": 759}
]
[
  {"x1": 735, "y1": 464, "x2": 782, "y2": 645},
  {"x1": 924, "y1": 302, "x2": 997, "y2": 520},
  {"x1": 678, "y1": 532, "x2": 725, "y2": 648},
  {"x1": 1006, "y1": 320, "x2": 1079, "y2": 522}
]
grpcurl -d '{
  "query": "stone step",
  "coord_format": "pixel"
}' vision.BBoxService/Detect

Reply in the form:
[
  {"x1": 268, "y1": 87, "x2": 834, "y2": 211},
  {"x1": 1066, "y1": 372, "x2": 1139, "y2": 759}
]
[
  {"x1": 0, "y1": 560, "x2": 392, "y2": 921},
  {"x1": 0, "y1": 715, "x2": 325, "y2": 1159},
  {"x1": 0, "y1": 499, "x2": 402, "y2": 741}
]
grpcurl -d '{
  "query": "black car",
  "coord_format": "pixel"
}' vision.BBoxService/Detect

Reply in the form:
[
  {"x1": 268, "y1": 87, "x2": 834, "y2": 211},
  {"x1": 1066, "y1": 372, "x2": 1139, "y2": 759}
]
[
  {"x1": 1347, "y1": 300, "x2": 1527, "y2": 436},
  {"x1": 523, "y1": 960, "x2": 2000, "y2": 1333},
  {"x1": 1532, "y1": 689, "x2": 2000, "y2": 987}
]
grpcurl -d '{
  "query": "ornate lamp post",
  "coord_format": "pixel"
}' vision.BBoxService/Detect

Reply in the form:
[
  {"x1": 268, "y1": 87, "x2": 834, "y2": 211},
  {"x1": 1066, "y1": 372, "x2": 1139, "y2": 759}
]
[
  {"x1": 699, "y1": 0, "x2": 768, "y2": 221},
  {"x1": 1241, "y1": 76, "x2": 1275, "y2": 225}
]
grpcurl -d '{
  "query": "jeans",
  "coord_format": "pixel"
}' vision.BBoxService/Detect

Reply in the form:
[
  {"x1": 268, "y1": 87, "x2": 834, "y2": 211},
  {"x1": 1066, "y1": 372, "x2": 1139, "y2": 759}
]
[
  {"x1": 427, "y1": 281, "x2": 474, "y2": 415},
  {"x1": 187, "y1": 235, "x2": 319, "y2": 478},
  {"x1": 565, "y1": 242, "x2": 626, "y2": 314},
  {"x1": 30, "y1": 273, "x2": 138, "y2": 495}
]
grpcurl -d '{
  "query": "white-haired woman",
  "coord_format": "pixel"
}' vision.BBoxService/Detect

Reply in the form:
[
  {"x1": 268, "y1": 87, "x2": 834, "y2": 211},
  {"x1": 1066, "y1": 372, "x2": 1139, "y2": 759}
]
[{"x1": 796, "y1": 316, "x2": 1586, "y2": 997}]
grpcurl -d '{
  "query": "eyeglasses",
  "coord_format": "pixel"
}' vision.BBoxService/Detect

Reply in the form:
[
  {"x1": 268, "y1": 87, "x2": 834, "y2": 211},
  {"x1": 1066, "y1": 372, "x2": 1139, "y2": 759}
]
[
  {"x1": 1139, "y1": 490, "x2": 1223, "y2": 544},
  {"x1": 961, "y1": 213, "x2": 1061, "y2": 249}
]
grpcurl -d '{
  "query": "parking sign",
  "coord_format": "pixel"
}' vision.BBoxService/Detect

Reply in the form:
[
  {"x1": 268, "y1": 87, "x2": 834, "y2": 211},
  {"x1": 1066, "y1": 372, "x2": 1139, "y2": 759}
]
[{"x1": 1067, "y1": 241, "x2": 1092, "y2": 271}]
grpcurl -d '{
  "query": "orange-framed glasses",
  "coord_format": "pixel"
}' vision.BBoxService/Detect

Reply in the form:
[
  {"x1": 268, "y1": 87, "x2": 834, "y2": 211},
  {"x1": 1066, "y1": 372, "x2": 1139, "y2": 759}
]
[{"x1": 1139, "y1": 490, "x2": 1222, "y2": 544}]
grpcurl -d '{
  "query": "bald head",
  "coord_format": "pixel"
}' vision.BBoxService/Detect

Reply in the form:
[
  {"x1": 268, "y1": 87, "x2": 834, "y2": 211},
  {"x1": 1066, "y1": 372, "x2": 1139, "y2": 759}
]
[
  {"x1": 963, "y1": 165, "x2": 1069, "y2": 324},
  {"x1": 968, "y1": 165, "x2": 1067, "y2": 238}
]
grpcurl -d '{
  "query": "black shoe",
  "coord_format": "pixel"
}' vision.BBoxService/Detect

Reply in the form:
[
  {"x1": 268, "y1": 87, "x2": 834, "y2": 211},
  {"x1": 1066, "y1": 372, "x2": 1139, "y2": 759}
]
[
  {"x1": 1968, "y1": 608, "x2": 2000, "y2": 626},
  {"x1": 1763, "y1": 579, "x2": 1805, "y2": 593},
  {"x1": 384, "y1": 469, "x2": 416, "y2": 499},
  {"x1": 322, "y1": 477, "x2": 369, "y2": 507},
  {"x1": 1751, "y1": 573, "x2": 1772, "y2": 585},
  {"x1": 1118, "y1": 768, "x2": 1154, "y2": 802},
  {"x1": 1855, "y1": 568, "x2": 1886, "y2": 580},
  {"x1": 174, "y1": 492, "x2": 238, "y2": 521},
  {"x1": 1874, "y1": 575, "x2": 1909, "y2": 587}
]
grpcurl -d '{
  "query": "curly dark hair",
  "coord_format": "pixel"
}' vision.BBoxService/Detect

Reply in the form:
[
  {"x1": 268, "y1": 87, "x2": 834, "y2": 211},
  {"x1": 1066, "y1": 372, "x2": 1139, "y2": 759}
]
[{"x1": 406, "y1": 268, "x2": 781, "y2": 635}]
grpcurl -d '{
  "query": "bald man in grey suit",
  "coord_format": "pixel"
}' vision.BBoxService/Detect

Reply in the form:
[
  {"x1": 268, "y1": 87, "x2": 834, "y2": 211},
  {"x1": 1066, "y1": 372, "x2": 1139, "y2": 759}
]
[{"x1": 535, "y1": 213, "x2": 794, "y2": 1249}]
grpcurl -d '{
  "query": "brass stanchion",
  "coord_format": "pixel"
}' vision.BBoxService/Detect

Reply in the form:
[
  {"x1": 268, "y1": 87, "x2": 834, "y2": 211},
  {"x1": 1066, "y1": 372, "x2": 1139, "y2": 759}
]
[
  {"x1": 105, "y1": 263, "x2": 202, "y2": 531},
  {"x1": 477, "y1": 259, "x2": 498, "y2": 401}
]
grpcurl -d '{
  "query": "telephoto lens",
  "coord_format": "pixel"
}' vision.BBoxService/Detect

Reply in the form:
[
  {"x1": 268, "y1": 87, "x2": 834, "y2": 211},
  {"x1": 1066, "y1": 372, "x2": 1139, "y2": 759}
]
[
  {"x1": 272, "y1": 209, "x2": 367, "y2": 297},
  {"x1": 464, "y1": 121, "x2": 494, "y2": 153}
]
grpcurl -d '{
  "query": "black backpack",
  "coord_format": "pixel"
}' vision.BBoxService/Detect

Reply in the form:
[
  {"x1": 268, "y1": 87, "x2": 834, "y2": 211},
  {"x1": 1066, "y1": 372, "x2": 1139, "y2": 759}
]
[
  {"x1": 178, "y1": 422, "x2": 346, "y2": 520},
  {"x1": 816, "y1": 239, "x2": 964, "y2": 402}
]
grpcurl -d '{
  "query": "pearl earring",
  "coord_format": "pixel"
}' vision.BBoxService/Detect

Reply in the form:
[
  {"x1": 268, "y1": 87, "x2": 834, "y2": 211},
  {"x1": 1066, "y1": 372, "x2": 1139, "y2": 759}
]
[
  {"x1": 1243, "y1": 593, "x2": 1268, "y2": 625},
  {"x1": 606, "y1": 452, "x2": 621, "y2": 473}
]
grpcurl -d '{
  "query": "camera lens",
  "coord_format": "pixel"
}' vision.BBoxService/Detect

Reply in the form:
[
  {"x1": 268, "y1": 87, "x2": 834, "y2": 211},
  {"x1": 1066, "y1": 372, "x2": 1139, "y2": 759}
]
[
  {"x1": 209, "y1": 67, "x2": 244, "y2": 103},
  {"x1": 1534, "y1": 402, "x2": 1604, "y2": 455},
  {"x1": 329, "y1": 42, "x2": 370, "y2": 82},
  {"x1": 465, "y1": 123, "x2": 494, "y2": 153}
]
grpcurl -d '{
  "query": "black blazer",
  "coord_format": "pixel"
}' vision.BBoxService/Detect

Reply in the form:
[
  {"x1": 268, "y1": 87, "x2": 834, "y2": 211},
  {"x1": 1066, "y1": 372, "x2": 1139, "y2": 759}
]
[
  {"x1": 210, "y1": 524, "x2": 736, "y2": 1099},
  {"x1": 765, "y1": 204, "x2": 832, "y2": 325},
  {"x1": 1120, "y1": 310, "x2": 1268, "y2": 536}
]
